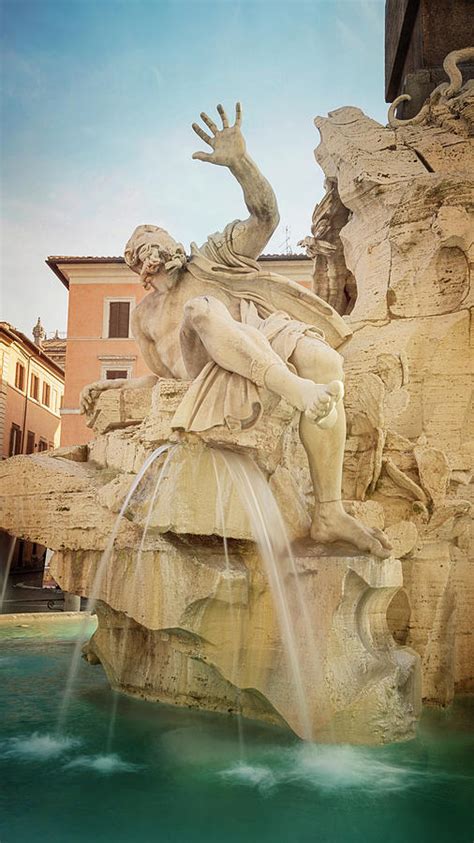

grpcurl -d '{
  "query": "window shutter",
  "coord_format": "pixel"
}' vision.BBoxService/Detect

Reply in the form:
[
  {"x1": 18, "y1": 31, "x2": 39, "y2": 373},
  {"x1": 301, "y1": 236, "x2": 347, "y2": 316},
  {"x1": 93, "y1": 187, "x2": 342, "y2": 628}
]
[
  {"x1": 26, "y1": 431, "x2": 35, "y2": 454},
  {"x1": 30, "y1": 374, "x2": 39, "y2": 400},
  {"x1": 8, "y1": 426, "x2": 15, "y2": 456},
  {"x1": 15, "y1": 362, "x2": 25, "y2": 390},
  {"x1": 108, "y1": 302, "x2": 130, "y2": 338},
  {"x1": 108, "y1": 302, "x2": 119, "y2": 337},
  {"x1": 9, "y1": 424, "x2": 22, "y2": 456},
  {"x1": 118, "y1": 302, "x2": 130, "y2": 337},
  {"x1": 42, "y1": 382, "x2": 50, "y2": 406},
  {"x1": 106, "y1": 370, "x2": 128, "y2": 380}
]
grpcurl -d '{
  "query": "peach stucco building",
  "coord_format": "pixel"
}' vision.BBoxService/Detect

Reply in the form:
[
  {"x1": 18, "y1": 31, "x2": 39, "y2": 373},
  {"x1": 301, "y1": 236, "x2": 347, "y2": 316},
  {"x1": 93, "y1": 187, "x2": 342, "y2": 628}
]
[
  {"x1": 0, "y1": 322, "x2": 64, "y2": 459},
  {"x1": 47, "y1": 254, "x2": 313, "y2": 446}
]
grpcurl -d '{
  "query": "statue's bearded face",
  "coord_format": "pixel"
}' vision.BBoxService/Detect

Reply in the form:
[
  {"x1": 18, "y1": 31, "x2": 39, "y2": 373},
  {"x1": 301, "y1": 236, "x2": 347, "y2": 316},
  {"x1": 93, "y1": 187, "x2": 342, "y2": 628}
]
[
  {"x1": 137, "y1": 242, "x2": 168, "y2": 290},
  {"x1": 124, "y1": 225, "x2": 186, "y2": 291}
]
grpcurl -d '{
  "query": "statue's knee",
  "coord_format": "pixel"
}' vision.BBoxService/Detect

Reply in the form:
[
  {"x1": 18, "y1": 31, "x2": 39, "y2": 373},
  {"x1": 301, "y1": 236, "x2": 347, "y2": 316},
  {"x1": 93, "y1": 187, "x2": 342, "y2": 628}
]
[
  {"x1": 302, "y1": 344, "x2": 344, "y2": 381},
  {"x1": 324, "y1": 347, "x2": 344, "y2": 380},
  {"x1": 184, "y1": 295, "x2": 227, "y2": 329}
]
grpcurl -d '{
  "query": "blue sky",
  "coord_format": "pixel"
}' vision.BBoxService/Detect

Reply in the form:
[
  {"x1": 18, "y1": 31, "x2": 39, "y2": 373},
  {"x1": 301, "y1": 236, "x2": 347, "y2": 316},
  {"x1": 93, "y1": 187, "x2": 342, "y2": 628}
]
[{"x1": 1, "y1": 0, "x2": 386, "y2": 336}]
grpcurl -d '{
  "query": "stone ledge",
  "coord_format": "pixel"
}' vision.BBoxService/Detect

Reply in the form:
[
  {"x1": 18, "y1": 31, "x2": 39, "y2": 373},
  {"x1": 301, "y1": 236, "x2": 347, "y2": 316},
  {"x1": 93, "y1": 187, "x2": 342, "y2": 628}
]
[{"x1": 61, "y1": 539, "x2": 419, "y2": 744}]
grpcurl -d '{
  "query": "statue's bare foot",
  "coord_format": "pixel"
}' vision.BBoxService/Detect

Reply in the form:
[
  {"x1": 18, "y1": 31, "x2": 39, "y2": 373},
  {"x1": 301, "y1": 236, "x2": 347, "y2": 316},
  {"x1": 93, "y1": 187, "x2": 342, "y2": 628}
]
[
  {"x1": 298, "y1": 379, "x2": 344, "y2": 426},
  {"x1": 311, "y1": 501, "x2": 392, "y2": 559}
]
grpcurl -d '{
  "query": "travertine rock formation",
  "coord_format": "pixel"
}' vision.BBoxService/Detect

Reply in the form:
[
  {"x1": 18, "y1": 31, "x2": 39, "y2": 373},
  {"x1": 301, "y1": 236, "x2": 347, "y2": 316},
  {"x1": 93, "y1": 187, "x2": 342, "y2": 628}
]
[
  {"x1": 302, "y1": 49, "x2": 474, "y2": 703},
  {"x1": 2, "y1": 67, "x2": 471, "y2": 741},
  {"x1": 0, "y1": 385, "x2": 420, "y2": 743}
]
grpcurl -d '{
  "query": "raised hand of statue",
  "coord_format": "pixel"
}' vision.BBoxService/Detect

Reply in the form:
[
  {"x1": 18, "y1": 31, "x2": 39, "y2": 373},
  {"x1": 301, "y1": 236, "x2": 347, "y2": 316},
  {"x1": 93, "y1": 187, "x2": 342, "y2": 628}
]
[{"x1": 192, "y1": 103, "x2": 245, "y2": 167}]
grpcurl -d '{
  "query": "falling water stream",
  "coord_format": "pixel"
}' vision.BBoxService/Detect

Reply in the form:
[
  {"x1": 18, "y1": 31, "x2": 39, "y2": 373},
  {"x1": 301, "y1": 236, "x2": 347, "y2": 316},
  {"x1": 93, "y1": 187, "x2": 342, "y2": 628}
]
[
  {"x1": 57, "y1": 443, "x2": 173, "y2": 734},
  {"x1": 58, "y1": 440, "x2": 317, "y2": 748},
  {"x1": 210, "y1": 451, "x2": 247, "y2": 760},
  {"x1": 106, "y1": 444, "x2": 177, "y2": 752},
  {"x1": 0, "y1": 535, "x2": 16, "y2": 613},
  {"x1": 215, "y1": 449, "x2": 314, "y2": 741}
]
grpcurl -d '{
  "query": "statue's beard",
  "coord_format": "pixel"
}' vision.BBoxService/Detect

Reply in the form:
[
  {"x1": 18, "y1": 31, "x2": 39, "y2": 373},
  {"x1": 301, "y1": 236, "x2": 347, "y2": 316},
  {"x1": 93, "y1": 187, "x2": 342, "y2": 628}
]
[
  {"x1": 142, "y1": 268, "x2": 180, "y2": 293},
  {"x1": 138, "y1": 244, "x2": 186, "y2": 292}
]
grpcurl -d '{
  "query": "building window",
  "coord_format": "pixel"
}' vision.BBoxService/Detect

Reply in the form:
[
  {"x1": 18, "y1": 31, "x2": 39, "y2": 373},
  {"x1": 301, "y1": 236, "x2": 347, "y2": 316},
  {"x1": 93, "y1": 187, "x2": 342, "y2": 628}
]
[
  {"x1": 105, "y1": 369, "x2": 128, "y2": 380},
  {"x1": 42, "y1": 382, "x2": 51, "y2": 407},
  {"x1": 30, "y1": 373, "x2": 40, "y2": 401},
  {"x1": 26, "y1": 431, "x2": 35, "y2": 454},
  {"x1": 38, "y1": 438, "x2": 48, "y2": 452},
  {"x1": 107, "y1": 301, "x2": 131, "y2": 338},
  {"x1": 99, "y1": 356, "x2": 135, "y2": 381},
  {"x1": 52, "y1": 388, "x2": 58, "y2": 412},
  {"x1": 15, "y1": 362, "x2": 25, "y2": 391},
  {"x1": 9, "y1": 424, "x2": 22, "y2": 456}
]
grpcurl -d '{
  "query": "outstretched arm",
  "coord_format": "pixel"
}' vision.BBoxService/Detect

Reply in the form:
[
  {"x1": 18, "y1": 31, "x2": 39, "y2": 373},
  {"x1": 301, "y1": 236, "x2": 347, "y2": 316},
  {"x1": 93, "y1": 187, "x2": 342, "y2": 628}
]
[
  {"x1": 192, "y1": 103, "x2": 280, "y2": 259},
  {"x1": 80, "y1": 374, "x2": 158, "y2": 415}
]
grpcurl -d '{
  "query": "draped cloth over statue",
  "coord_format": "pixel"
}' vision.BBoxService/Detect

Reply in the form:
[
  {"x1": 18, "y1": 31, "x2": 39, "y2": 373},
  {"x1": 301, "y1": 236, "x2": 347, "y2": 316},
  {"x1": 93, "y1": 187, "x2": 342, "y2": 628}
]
[{"x1": 171, "y1": 221, "x2": 352, "y2": 433}]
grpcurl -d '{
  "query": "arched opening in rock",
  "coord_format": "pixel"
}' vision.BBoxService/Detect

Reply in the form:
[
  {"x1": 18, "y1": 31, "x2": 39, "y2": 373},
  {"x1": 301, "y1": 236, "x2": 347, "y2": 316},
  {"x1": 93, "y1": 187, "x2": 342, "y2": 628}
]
[{"x1": 386, "y1": 588, "x2": 411, "y2": 646}]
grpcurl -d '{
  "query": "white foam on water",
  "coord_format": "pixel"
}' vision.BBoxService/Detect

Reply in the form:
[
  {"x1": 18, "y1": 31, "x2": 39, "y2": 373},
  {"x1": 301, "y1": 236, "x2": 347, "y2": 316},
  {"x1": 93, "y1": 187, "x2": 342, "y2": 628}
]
[
  {"x1": 63, "y1": 753, "x2": 141, "y2": 774},
  {"x1": 220, "y1": 762, "x2": 277, "y2": 793},
  {"x1": 57, "y1": 443, "x2": 173, "y2": 733},
  {"x1": 286, "y1": 744, "x2": 410, "y2": 792},
  {"x1": 0, "y1": 732, "x2": 81, "y2": 760},
  {"x1": 219, "y1": 744, "x2": 420, "y2": 795}
]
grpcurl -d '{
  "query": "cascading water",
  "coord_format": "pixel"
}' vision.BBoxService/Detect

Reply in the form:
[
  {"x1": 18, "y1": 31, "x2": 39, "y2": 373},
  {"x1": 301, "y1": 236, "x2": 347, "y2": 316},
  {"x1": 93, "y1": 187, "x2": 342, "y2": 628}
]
[
  {"x1": 57, "y1": 443, "x2": 174, "y2": 734},
  {"x1": 58, "y1": 440, "x2": 318, "y2": 745},
  {"x1": 214, "y1": 449, "x2": 314, "y2": 741},
  {"x1": 0, "y1": 535, "x2": 16, "y2": 613},
  {"x1": 210, "y1": 450, "x2": 247, "y2": 759},
  {"x1": 106, "y1": 444, "x2": 178, "y2": 752}
]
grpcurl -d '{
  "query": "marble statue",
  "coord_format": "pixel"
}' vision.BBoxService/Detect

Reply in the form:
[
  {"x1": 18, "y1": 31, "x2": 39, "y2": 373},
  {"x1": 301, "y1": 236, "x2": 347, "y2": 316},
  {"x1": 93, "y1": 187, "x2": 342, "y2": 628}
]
[
  {"x1": 80, "y1": 103, "x2": 391, "y2": 559},
  {"x1": 3, "y1": 97, "x2": 437, "y2": 744}
]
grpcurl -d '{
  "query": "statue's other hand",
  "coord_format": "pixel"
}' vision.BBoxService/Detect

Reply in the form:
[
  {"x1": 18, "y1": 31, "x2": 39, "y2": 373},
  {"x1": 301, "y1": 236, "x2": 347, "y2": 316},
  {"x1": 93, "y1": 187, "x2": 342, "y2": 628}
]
[
  {"x1": 79, "y1": 382, "x2": 106, "y2": 415},
  {"x1": 192, "y1": 102, "x2": 246, "y2": 167}
]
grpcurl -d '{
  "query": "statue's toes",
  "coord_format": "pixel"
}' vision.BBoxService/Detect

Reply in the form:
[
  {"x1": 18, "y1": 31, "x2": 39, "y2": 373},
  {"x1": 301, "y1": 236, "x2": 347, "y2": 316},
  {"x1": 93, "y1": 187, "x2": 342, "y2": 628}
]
[
  {"x1": 370, "y1": 526, "x2": 392, "y2": 550},
  {"x1": 365, "y1": 533, "x2": 391, "y2": 559}
]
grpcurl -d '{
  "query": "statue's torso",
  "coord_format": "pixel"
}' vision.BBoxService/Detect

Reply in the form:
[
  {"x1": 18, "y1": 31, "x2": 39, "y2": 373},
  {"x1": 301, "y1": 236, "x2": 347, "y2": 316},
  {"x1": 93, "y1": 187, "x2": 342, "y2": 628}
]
[{"x1": 131, "y1": 266, "x2": 241, "y2": 378}]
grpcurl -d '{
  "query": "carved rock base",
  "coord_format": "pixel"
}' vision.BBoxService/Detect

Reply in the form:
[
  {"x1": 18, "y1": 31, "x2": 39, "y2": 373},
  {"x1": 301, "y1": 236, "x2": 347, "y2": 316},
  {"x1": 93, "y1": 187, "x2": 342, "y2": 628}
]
[{"x1": 54, "y1": 540, "x2": 421, "y2": 744}]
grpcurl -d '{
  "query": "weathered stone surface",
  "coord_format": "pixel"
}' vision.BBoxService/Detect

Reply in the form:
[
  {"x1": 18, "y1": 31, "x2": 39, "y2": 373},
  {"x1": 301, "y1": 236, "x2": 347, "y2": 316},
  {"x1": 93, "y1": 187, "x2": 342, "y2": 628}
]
[
  {"x1": 54, "y1": 539, "x2": 419, "y2": 744},
  {"x1": 86, "y1": 386, "x2": 153, "y2": 435},
  {"x1": 0, "y1": 453, "x2": 138, "y2": 552},
  {"x1": 0, "y1": 386, "x2": 420, "y2": 743},
  {"x1": 385, "y1": 521, "x2": 419, "y2": 558},
  {"x1": 2, "y1": 73, "x2": 472, "y2": 741},
  {"x1": 306, "y1": 64, "x2": 474, "y2": 702}
]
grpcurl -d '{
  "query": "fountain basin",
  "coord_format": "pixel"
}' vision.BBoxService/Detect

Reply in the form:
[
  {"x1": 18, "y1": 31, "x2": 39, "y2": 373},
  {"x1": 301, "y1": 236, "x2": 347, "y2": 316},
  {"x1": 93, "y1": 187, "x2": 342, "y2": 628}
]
[
  {"x1": 0, "y1": 615, "x2": 471, "y2": 843},
  {"x1": 0, "y1": 382, "x2": 421, "y2": 743}
]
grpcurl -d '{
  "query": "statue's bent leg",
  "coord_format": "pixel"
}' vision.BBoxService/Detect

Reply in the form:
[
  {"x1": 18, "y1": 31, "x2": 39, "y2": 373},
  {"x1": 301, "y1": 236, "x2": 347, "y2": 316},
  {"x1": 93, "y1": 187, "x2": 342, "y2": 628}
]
[
  {"x1": 291, "y1": 336, "x2": 392, "y2": 559},
  {"x1": 182, "y1": 296, "x2": 342, "y2": 423}
]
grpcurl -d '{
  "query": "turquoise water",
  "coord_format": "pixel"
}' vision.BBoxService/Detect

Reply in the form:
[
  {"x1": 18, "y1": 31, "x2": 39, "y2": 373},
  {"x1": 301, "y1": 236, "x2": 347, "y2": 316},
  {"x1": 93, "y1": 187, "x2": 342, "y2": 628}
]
[{"x1": 1, "y1": 618, "x2": 473, "y2": 843}]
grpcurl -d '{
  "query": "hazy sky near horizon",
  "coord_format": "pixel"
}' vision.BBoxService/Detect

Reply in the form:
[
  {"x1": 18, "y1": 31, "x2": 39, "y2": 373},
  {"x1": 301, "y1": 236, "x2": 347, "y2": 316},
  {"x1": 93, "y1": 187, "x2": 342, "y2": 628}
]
[{"x1": 1, "y1": 0, "x2": 386, "y2": 337}]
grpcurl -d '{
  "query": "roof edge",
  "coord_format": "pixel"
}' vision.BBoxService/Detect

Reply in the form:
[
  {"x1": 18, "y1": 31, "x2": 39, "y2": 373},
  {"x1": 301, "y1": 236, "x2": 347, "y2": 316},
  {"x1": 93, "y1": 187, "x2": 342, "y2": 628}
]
[
  {"x1": 0, "y1": 322, "x2": 66, "y2": 379},
  {"x1": 46, "y1": 251, "x2": 311, "y2": 291}
]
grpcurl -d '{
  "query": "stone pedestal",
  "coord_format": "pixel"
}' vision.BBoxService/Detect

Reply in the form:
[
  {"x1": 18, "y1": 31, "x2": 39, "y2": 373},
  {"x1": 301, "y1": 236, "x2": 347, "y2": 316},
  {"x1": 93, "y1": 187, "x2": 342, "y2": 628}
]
[
  {"x1": 57, "y1": 538, "x2": 420, "y2": 744},
  {"x1": 0, "y1": 380, "x2": 421, "y2": 743}
]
